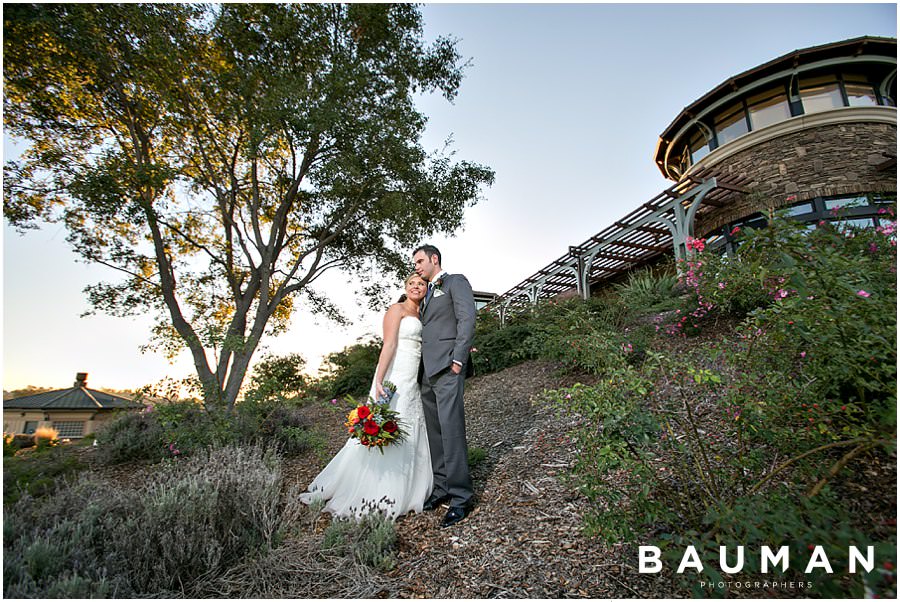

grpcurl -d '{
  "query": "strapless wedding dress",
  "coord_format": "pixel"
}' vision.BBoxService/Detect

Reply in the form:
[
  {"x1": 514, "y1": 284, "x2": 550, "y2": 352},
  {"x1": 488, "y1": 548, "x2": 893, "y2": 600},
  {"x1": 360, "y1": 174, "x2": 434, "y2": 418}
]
[{"x1": 300, "y1": 316, "x2": 433, "y2": 519}]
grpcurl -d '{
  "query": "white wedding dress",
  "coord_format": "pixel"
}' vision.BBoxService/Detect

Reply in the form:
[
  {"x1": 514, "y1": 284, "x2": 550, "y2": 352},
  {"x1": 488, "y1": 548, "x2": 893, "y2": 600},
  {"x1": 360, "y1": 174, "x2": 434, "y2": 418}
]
[{"x1": 300, "y1": 316, "x2": 433, "y2": 519}]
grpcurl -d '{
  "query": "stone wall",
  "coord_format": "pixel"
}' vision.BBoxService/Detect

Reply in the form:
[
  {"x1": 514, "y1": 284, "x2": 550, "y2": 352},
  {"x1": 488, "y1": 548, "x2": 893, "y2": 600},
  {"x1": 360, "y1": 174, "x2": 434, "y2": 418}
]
[{"x1": 694, "y1": 121, "x2": 897, "y2": 235}]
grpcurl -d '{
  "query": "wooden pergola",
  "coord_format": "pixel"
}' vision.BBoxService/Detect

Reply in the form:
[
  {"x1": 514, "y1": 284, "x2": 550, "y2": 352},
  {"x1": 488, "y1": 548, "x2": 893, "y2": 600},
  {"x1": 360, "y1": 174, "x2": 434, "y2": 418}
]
[{"x1": 484, "y1": 173, "x2": 750, "y2": 324}]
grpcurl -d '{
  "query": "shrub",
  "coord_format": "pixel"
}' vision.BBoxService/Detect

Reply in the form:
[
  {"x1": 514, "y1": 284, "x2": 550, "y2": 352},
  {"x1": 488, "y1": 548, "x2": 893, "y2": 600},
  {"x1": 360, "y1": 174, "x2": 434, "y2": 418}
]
[
  {"x1": 545, "y1": 366, "x2": 661, "y2": 541},
  {"x1": 3, "y1": 445, "x2": 87, "y2": 505},
  {"x1": 32, "y1": 426, "x2": 59, "y2": 449},
  {"x1": 614, "y1": 265, "x2": 681, "y2": 315},
  {"x1": 542, "y1": 208, "x2": 896, "y2": 598},
  {"x1": 471, "y1": 322, "x2": 540, "y2": 375},
  {"x1": 528, "y1": 296, "x2": 630, "y2": 375},
  {"x1": 95, "y1": 397, "x2": 326, "y2": 464},
  {"x1": 4, "y1": 444, "x2": 301, "y2": 597},
  {"x1": 153, "y1": 400, "x2": 243, "y2": 456},
  {"x1": 695, "y1": 212, "x2": 896, "y2": 414},
  {"x1": 662, "y1": 490, "x2": 897, "y2": 598},
  {"x1": 94, "y1": 410, "x2": 166, "y2": 464},
  {"x1": 321, "y1": 510, "x2": 398, "y2": 572},
  {"x1": 467, "y1": 446, "x2": 487, "y2": 467},
  {"x1": 4, "y1": 433, "x2": 34, "y2": 456}
]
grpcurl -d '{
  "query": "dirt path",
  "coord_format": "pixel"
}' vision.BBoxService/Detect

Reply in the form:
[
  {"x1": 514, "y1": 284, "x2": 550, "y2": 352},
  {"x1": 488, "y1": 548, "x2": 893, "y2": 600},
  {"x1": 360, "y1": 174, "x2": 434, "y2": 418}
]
[{"x1": 282, "y1": 360, "x2": 666, "y2": 598}]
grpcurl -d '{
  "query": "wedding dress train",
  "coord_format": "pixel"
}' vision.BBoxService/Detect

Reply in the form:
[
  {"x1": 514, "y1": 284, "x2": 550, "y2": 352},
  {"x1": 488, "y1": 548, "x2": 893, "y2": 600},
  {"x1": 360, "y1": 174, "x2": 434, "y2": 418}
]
[{"x1": 299, "y1": 316, "x2": 433, "y2": 519}]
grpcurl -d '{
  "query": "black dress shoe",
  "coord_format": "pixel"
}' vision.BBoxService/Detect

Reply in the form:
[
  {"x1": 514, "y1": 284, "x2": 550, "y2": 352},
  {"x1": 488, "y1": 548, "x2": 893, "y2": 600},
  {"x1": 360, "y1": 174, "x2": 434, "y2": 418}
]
[
  {"x1": 423, "y1": 493, "x2": 451, "y2": 512},
  {"x1": 440, "y1": 503, "x2": 474, "y2": 528}
]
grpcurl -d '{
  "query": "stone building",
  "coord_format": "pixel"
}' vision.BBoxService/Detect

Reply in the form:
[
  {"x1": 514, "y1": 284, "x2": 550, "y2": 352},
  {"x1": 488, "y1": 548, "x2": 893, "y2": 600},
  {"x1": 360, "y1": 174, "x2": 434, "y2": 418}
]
[
  {"x1": 486, "y1": 36, "x2": 896, "y2": 320},
  {"x1": 655, "y1": 35, "x2": 896, "y2": 254}
]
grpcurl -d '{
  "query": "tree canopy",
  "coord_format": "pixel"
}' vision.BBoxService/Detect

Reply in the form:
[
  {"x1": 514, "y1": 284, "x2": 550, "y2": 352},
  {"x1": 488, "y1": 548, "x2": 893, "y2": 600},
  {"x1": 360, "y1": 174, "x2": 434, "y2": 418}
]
[{"x1": 4, "y1": 3, "x2": 494, "y2": 410}]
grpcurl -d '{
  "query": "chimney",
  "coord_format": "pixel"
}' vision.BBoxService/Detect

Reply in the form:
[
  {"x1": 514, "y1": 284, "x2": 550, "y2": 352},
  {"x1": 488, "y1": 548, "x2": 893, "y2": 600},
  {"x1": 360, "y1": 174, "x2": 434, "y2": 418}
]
[{"x1": 74, "y1": 372, "x2": 88, "y2": 388}]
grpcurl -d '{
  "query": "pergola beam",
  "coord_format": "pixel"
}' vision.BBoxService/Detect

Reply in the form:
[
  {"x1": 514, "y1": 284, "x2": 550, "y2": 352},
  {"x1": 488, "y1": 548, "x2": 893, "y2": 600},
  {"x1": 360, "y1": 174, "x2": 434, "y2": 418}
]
[{"x1": 485, "y1": 176, "x2": 740, "y2": 319}]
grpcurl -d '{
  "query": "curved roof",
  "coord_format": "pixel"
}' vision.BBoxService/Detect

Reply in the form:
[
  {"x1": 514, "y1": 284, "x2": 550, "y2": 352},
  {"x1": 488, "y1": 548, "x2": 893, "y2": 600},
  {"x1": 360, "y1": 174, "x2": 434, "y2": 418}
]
[
  {"x1": 4, "y1": 387, "x2": 143, "y2": 411},
  {"x1": 653, "y1": 36, "x2": 898, "y2": 176}
]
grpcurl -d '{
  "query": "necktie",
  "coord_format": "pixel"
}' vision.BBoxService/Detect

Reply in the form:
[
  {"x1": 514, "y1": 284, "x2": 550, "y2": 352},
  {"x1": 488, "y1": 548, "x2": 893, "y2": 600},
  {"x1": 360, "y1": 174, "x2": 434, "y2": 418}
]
[{"x1": 422, "y1": 282, "x2": 434, "y2": 316}]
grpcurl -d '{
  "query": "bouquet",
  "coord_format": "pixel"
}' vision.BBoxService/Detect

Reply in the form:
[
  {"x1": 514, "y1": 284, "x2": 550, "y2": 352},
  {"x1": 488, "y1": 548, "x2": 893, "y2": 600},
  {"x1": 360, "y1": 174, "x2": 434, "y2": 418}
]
[{"x1": 344, "y1": 381, "x2": 407, "y2": 453}]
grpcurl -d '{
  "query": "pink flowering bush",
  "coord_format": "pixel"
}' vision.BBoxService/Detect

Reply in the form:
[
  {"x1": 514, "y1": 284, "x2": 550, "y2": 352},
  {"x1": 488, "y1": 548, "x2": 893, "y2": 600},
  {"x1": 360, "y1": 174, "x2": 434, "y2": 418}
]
[
  {"x1": 732, "y1": 213, "x2": 894, "y2": 416},
  {"x1": 540, "y1": 204, "x2": 896, "y2": 597}
]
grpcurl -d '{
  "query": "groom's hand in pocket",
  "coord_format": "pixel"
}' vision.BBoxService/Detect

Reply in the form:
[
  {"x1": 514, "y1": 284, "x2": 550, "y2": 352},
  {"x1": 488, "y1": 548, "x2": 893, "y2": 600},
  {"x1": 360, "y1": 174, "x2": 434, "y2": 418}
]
[{"x1": 450, "y1": 361, "x2": 462, "y2": 375}]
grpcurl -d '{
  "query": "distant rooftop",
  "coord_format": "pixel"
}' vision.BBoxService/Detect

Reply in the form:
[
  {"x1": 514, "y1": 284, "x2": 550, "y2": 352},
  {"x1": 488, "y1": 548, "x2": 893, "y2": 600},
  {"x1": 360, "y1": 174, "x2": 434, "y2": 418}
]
[{"x1": 3, "y1": 372, "x2": 143, "y2": 411}]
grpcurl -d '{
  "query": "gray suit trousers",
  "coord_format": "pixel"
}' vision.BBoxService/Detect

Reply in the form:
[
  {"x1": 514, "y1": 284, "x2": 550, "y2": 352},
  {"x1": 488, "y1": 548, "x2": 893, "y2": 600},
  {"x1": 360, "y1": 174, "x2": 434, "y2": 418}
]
[{"x1": 420, "y1": 366, "x2": 473, "y2": 507}]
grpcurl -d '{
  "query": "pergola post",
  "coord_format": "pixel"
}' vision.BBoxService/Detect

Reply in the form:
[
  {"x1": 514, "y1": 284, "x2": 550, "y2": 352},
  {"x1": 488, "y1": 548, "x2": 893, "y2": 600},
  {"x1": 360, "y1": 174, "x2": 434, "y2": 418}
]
[{"x1": 672, "y1": 177, "x2": 717, "y2": 270}]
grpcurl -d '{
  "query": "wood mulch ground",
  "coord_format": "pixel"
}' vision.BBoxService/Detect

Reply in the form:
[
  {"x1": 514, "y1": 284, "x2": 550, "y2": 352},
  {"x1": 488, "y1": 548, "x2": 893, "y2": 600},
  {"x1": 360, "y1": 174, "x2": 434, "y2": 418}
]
[{"x1": 281, "y1": 359, "x2": 671, "y2": 598}]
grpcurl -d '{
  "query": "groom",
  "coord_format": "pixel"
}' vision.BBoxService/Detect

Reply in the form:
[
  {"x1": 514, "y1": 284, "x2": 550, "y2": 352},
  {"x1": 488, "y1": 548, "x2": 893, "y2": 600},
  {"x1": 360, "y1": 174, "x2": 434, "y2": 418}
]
[{"x1": 413, "y1": 244, "x2": 476, "y2": 528}]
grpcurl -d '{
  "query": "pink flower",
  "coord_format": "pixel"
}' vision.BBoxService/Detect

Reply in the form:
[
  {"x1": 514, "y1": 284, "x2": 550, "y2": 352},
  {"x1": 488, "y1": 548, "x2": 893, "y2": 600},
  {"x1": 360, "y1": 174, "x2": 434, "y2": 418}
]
[
  {"x1": 730, "y1": 226, "x2": 741, "y2": 236},
  {"x1": 857, "y1": 290, "x2": 871, "y2": 298},
  {"x1": 685, "y1": 237, "x2": 706, "y2": 253},
  {"x1": 774, "y1": 289, "x2": 789, "y2": 300},
  {"x1": 800, "y1": 352, "x2": 806, "y2": 358},
  {"x1": 785, "y1": 194, "x2": 797, "y2": 202},
  {"x1": 877, "y1": 222, "x2": 896, "y2": 236},
  {"x1": 330, "y1": 398, "x2": 338, "y2": 405},
  {"x1": 718, "y1": 282, "x2": 726, "y2": 289}
]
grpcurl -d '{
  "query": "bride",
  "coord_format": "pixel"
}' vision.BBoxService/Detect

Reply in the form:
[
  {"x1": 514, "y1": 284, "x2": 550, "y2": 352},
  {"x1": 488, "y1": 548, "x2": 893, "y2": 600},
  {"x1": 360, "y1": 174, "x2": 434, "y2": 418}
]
[{"x1": 299, "y1": 274, "x2": 433, "y2": 519}]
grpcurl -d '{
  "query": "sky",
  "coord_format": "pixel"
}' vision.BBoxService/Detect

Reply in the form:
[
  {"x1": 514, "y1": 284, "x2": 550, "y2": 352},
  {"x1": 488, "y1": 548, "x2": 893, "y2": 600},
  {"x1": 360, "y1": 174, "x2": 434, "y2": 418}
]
[{"x1": 2, "y1": 2, "x2": 897, "y2": 392}]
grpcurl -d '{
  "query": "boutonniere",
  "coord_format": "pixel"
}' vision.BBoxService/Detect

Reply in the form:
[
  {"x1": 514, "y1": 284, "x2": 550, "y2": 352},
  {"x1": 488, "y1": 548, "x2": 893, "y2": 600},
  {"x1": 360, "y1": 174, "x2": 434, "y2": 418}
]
[{"x1": 431, "y1": 277, "x2": 445, "y2": 297}]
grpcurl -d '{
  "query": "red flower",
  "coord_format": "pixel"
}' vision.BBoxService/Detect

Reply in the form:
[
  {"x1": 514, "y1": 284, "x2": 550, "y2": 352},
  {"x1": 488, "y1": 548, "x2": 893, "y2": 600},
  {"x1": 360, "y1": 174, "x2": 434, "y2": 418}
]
[
  {"x1": 357, "y1": 405, "x2": 371, "y2": 420},
  {"x1": 363, "y1": 420, "x2": 380, "y2": 435},
  {"x1": 383, "y1": 420, "x2": 398, "y2": 434}
]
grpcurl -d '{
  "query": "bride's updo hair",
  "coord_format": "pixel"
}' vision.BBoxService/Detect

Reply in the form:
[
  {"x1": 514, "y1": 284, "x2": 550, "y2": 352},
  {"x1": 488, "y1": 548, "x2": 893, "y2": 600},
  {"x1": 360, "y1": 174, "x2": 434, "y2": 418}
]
[{"x1": 398, "y1": 272, "x2": 425, "y2": 302}]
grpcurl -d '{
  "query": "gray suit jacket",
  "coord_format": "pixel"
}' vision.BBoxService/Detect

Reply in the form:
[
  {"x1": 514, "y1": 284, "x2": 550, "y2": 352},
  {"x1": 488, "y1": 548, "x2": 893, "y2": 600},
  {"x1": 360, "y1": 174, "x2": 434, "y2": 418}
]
[{"x1": 420, "y1": 273, "x2": 476, "y2": 379}]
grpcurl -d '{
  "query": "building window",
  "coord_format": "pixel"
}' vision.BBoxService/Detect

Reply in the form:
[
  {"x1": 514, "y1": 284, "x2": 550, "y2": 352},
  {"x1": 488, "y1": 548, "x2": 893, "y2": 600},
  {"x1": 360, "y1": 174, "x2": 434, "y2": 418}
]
[
  {"x1": 837, "y1": 217, "x2": 876, "y2": 229},
  {"x1": 53, "y1": 421, "x2": 85, "y2": 438},
  {"x1": 747, "y1": 88, "x2": 792, "y2": 130},
  {"x1": 799, "y1": 75, "x2": 844, "y2": 114},
  {"x1": 688, "y1": 127, "x2": 711, "y2": 164},
  {"x1": 714, "y1": 102, "x2": 749, "y2": 145},
  {"x1": 843, "y1": 74, "x2": 879, "y2": 107},
  {"x1": 785, "y1": 201, "x2": 815, "y2": 217},
  {"x1": 823, "y1": 196, "x2": 866, "y2": 211},
  {"x1": 23, "y1": 421, "x2": 38, "y2": 435}
]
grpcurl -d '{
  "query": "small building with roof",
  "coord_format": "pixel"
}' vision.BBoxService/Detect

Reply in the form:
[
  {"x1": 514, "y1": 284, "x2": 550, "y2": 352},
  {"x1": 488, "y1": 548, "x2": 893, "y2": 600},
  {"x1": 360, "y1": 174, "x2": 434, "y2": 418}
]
[{"x1": 3, "y1": 372, "x2": 144, "y2": 439}]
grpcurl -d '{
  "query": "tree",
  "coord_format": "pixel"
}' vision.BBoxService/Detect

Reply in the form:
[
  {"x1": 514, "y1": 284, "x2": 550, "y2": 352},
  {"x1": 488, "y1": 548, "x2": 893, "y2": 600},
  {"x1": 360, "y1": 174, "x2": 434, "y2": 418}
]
[
  {"x1": 4, "y1": 4, "x2": 494, "y2": 411},
  {"x1": 245, "y1": 352, "x2": 309, "y2": 403},
  {"x1": 317, "y1": 337, "x2": 384, "y2": 398}
]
